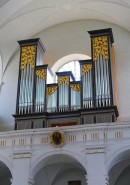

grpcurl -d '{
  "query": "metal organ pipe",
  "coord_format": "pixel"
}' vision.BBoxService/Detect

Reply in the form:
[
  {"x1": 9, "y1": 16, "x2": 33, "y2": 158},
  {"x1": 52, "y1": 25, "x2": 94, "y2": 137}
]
[
  {"x1": 82, "y1": 64, "x2": 92, "y2": 109},
  {"x1": 35, "y1": 69, "x2": 46, "y2": 113},
  {"x1": 95, "y1": 54, "x2": 111, "y2": 108},
  {"x1": 19, "y1": 63, "x2": 34, "y2": 114}
]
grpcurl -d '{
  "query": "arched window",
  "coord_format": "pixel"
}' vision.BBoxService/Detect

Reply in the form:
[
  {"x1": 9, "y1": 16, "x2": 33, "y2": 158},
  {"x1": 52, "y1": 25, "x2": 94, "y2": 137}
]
[
  {"x1": 57, "y1": 60, "x2": 80, "y2": 81},
  {"x1": 51, "y1": 54, "x2": 90, "y2": 82}
]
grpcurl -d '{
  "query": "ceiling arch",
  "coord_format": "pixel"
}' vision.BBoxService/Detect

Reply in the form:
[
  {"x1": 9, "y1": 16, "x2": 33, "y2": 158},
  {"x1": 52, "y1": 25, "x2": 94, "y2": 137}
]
[{"x1": 0, "y1": 0, "x2": 130, "y2": 77}]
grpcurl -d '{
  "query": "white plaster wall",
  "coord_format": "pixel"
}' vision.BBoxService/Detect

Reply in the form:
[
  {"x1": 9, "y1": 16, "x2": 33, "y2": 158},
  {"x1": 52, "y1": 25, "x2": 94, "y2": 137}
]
[{"x1": 0, "y1": 19, "x2": 130, "y2": 130}]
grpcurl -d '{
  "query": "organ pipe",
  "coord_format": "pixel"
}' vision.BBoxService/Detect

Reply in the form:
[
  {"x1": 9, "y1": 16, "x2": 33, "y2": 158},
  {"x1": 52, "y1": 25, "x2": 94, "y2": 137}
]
[
  {"x1": 47, "y1": 85, "x2": 57, "y2": 112},
  {"x1": 80, "y1": 61, "x2": 93, "y2": 109},
  {"x1": 35, "y1": 67, "x2": 47, "y2": 113},
  {"x1": 70, "y1": 82, "x2": 80, "y2": 110}
]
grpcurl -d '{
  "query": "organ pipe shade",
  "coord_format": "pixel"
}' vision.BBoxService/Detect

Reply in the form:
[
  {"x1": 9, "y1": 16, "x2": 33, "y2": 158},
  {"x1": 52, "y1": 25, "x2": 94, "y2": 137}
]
[{"x1": 92, "y1": 36, "x2": 109, "y2": 61}]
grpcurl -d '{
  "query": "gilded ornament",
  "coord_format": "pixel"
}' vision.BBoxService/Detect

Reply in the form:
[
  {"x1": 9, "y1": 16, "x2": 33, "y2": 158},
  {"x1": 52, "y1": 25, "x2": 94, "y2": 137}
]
[
  {"x1": 92, "y1": 36, "x2": 109, "y2": 61},
  {"x1": 82, "y1": 64, "x2": 92, "y2": 76},
  {"x1": 36, "y1": 69, "x2": 46, "y2": 80},
  {"x1": 49, "y1": 130, "x2": 64, "y2": 147},
  {"x1": 70, "y1": 84, "x2": 80, "y2": 93},
  {"x1": 20, "y1": 45, "x2": 36, "y2": 70},
  {"x1": 58, "y1": 76, "x2": 69, "y2": 86},
  {"x1": 47, "y1": 86, "x2": 57, "y2": 97}
]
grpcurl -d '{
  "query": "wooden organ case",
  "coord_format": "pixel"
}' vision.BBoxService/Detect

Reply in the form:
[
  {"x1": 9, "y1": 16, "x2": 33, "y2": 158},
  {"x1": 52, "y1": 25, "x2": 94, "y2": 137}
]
[{"x1": 13, "y1": 28, "x2": 119, "y2": 130}]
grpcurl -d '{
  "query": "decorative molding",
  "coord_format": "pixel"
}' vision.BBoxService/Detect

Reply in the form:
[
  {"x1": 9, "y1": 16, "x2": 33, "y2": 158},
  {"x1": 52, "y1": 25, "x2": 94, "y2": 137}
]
[
  {"x1": 92, "y1": 36, "x2": 109, "y2": 61},
  {"x1": 13, "y1": 151, "x2": 31, "y2": 159},
  {"x1": 70, "y1": 83, "x2": 80, "y2": 93},
  {"x1": 49, "y1": 129, "x2": 64, "y2": 147},
  {"x1": 20, "y1": 46, "x2": 36, "y2": 70},
  {"x1": 86, "y1": 146, "x2": 105, "y2": 154},
  {"x1": 58, "y1": 76, "x2": 69, "y2": 86},
  {"x1": 36, "y1": 69, "x2": 46, "y2": 80},
  {"x1": 47, "y1": 86, "x2": 57, "y2": 97},
  {"x1": 82, "y1": 64, "x2": 92, "y2": 76},
  {"x1": 28, "y1": 178, "x2": 35, "y2": 185}
]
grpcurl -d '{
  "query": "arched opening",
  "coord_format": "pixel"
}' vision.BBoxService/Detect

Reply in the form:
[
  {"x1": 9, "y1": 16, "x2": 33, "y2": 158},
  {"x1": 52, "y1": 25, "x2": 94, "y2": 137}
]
[
  {"x1": 108, "y1": 149, "x2": 130, "y2": 185},
  {"x1": 0, "y1": 161, "x2": 12, "y2": 185},
  {"x1": 51, "y1": 54, "x2": 90, "y2": 82},
  {"x1": 115, "y1": 166, "x2": 130, "y2": 185},
  {"x1": 32, "y1": 153, "x2": 87, "y2": 185}
]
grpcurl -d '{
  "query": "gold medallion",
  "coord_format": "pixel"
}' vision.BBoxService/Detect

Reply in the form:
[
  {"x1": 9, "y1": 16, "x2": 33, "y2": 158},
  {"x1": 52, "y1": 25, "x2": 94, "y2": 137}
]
[{"x1": 49, "y1": 130, "x2": 64, "y2": 147}]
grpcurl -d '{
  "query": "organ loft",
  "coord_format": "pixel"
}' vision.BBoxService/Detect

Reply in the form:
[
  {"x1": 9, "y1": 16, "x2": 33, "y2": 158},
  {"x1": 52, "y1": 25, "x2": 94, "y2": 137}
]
[{"x1": 13, "y1": 28, "x2": 119, "y2": 130}]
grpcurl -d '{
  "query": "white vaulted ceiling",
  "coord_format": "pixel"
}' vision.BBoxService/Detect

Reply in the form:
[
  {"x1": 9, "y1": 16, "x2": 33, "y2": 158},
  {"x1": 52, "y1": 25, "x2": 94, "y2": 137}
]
[{"x1": 0, "y1": 0, "x2": 130, "y2": 71}]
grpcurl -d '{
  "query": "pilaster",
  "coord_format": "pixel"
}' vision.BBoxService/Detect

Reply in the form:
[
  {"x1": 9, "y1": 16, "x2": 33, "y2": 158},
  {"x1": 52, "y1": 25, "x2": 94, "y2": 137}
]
[
  {"x1": 86, "y1": 146, "x2": 109, "y2": 185},
  {"x1": 11, "y1": 151, "x2": 31, "y2": 185}
]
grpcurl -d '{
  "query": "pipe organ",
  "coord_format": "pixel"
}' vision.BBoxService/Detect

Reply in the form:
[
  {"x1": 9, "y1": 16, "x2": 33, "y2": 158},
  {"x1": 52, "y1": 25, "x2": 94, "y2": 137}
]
[{"x1": 14, "y1": 28, "x2": 118, "y2": 130}]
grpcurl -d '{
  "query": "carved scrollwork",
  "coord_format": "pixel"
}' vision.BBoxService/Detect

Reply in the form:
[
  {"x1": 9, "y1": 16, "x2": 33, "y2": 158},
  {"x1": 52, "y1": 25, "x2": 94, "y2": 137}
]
[
  {"x1": 82, "y1": 64, "x2": 92, "y2": 76},
  {"x1": 92, "y1": 36, "x2": 109, "y2": 61},
  {"x1": 36, "y1": 69, "x2": 46, "y2": 80},
  {"x1": 20, "y1": 45, "x2": 36, "y2": 70},
  {"x1": 58, "y1": 76, "x2": 69, "y2": 86},
  {"x1": 70, "y1": 84, "x2": 80, "y2": 93},
  {"x1": 47, "y1": 86, "x2": 57, "y2": 97}
]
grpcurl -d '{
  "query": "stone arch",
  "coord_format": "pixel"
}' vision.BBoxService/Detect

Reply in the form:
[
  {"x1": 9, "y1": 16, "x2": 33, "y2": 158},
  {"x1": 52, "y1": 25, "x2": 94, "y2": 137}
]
[
  {"x1": 106, "y1": 145, "x2": 130, "y2": 185},
  {"x1": 51, "y1": 162, "x2": 86, "y2": 185},
  {"x1": 0, "y1": 154, "x2": 13, "y2": 184},
  {"x1": 0, "y1": 155, "x2": 13, "y2": 175},
  {"x1": 106, "y1": 145, "x2": 130, "y2": 173},
  {"x1": 30, "y1": 149, "x2": 87, "y2": 179}
]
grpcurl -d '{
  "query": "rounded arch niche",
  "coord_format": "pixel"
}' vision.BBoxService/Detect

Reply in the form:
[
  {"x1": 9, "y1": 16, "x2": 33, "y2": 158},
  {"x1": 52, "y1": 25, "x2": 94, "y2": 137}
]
[{"x1": 31, "y1": 151, "x2": 87, "y2": 185}]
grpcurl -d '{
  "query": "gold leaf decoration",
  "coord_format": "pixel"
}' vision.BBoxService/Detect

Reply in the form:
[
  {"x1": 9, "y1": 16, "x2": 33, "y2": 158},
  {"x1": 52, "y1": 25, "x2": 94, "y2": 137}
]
[
  {"x1": 82, "y1": 64, "x2": 92, "y2": 76},
  {"x1": 47, "y1": 86, "x2": 57, "y2": 97},
  {"x1": 36, "y1": 69, "x2": 46, "y2": 80},
  {"x1": 92, "y1": 36, "x2": 109, "y2": 61},
  {"x1": 58, "y1": 76, "x2": 69, "y2": 86},
  {"x1": 20, "y1": 45, "x2": 36, "y2": 70},
  {"x1": 70, "y1": 84, "x2": 80, "y2": 93}
]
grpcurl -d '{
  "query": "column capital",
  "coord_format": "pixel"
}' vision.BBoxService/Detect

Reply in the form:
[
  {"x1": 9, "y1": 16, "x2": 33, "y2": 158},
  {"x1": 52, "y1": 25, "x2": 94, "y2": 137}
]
[
  {"x1": 84, "y1": 174, "x2": 88, "y2": 185},
  {"x1": 10, "y1": 178, "x2": 13, "y2": 185},
  {"x1": 28, "y1": 178, "x2": 35, "y2": 185}
]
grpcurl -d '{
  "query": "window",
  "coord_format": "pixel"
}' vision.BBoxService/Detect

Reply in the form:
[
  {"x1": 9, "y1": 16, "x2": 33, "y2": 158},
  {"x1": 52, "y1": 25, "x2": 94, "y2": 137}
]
[
  {"x1": 52, "y1": 54, "x2": 90, "y2": 82},
  {"x1": 56, "y1": 60, "x2": 80, "y2": 81}
]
